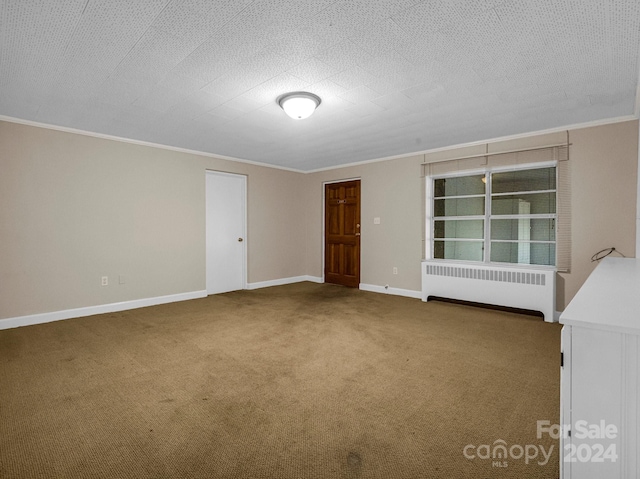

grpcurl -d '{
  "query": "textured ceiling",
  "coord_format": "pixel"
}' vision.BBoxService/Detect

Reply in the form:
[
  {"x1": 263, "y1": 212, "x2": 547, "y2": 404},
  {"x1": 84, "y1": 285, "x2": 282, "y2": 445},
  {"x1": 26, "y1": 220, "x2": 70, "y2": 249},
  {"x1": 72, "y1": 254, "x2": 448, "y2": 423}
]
[{"x1": 1, "y1": 0, "x2": 639, "y2": 171}]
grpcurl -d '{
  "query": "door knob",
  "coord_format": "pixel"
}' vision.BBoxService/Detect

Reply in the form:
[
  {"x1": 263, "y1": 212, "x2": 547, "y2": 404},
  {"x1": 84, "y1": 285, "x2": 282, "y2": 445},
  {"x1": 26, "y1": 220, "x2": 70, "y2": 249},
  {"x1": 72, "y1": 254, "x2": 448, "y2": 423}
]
[{"x1": 238, "y1": 238, "x2": 243, "y2": 242}]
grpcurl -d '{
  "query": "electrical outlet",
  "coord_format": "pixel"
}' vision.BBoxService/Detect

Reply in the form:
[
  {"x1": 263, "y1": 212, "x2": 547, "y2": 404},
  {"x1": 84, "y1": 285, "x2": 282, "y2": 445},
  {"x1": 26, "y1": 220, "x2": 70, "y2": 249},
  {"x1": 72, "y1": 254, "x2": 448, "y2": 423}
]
[
  {"x1": 101, "y1": 276, "x2": 108, "y2": 286},
  {"x1": 119, "y1": 275, "x2": 126, "y2": 285},
  {"x1": 393, "y1": 267, "x2": 398, "y2": 275},
  {"x1": 374, "y1": 217, "x2": 381, "y2": 224}
]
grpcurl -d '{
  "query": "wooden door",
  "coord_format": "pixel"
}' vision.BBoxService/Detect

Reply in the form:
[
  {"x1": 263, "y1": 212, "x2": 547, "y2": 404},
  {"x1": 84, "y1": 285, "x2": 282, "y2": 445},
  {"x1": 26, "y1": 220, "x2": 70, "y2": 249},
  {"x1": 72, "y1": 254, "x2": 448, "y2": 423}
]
[{"x1": 325, "y1": 180, "x2": 361, "y2": 287}]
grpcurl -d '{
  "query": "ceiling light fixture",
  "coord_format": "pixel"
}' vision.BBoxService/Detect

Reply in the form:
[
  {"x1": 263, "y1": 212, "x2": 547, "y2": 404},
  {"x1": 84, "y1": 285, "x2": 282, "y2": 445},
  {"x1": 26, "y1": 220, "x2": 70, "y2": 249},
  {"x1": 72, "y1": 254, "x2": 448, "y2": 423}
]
[{"x1": 277, "y1": 92, "x2": 321, "y2": 120}]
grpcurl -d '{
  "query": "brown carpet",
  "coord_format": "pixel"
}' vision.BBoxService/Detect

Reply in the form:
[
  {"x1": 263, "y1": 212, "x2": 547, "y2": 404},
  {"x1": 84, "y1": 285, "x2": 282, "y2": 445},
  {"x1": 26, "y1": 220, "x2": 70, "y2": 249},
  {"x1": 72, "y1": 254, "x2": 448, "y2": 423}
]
[{"x1": 0, "y1": 282, "x2": 561, "y2": 478}]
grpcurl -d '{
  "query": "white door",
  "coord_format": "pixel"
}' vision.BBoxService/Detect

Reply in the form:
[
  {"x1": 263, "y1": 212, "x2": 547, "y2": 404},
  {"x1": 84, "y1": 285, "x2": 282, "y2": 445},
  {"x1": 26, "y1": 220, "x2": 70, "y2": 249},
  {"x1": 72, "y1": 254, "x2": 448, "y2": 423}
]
[{"x1": 206, "y1": 171, "x2": 246, "y2": 294}]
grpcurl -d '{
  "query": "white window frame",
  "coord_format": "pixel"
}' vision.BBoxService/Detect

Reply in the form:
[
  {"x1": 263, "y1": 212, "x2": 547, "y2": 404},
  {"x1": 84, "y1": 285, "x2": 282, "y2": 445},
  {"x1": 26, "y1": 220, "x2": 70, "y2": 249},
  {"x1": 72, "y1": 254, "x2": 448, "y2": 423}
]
[{"x1": 425, "y1": 161, "x2": 558, "y2": 268}]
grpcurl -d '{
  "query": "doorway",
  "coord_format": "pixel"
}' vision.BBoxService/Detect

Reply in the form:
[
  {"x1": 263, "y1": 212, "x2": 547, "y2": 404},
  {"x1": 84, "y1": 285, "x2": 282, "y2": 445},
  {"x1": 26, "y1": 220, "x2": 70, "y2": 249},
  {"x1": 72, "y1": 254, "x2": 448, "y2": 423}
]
[
  {"x1": 205, "y1": 171, "x2": 247, "y2": 294},
  {"x1": 324, "y1": 179, "x2": 361, "y2": 287}
]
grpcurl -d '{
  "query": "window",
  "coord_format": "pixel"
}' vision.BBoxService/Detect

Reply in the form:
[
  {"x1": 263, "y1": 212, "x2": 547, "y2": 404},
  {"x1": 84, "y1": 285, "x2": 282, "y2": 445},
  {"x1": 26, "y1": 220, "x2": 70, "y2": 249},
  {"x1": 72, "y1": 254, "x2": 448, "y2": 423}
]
[{"x1": 430, "y1": 166, "x2": 557, "y2": 266}]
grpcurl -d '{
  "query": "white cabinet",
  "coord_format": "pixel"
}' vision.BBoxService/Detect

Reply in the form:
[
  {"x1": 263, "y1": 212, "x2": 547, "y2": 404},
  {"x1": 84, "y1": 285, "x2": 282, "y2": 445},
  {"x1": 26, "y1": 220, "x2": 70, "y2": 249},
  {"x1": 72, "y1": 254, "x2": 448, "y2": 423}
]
[{"x1": 560, "y1": 258, "x2": 640, "y2": 479}]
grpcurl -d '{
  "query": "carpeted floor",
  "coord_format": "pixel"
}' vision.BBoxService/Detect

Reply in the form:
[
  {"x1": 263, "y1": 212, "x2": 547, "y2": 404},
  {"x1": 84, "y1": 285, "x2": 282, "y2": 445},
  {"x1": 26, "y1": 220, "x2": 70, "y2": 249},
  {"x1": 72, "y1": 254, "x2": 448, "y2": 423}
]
[{"x1": 0, "y1": 282, "x2": 561, "y2": 478}]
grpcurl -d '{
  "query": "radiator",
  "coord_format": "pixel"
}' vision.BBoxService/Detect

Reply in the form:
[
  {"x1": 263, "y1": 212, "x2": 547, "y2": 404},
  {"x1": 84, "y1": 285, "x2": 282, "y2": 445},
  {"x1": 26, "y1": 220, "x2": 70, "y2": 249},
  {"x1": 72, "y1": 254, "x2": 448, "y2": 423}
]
[{"x1": 422, "y1": 260, "x2": 556, "y2": 322}]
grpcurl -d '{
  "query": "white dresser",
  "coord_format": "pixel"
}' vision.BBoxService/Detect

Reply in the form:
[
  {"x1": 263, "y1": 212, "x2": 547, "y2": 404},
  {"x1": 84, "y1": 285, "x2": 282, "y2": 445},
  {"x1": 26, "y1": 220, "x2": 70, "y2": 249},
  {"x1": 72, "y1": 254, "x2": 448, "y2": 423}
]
[{"x1": 559, "y1": 257, "x2": 640, "y2": 479}]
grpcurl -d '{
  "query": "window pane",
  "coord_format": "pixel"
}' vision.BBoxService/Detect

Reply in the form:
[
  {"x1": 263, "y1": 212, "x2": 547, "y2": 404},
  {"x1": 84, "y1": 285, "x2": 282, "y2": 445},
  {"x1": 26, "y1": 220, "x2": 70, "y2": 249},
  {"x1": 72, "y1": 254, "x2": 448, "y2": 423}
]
[
  {"x1": 434, "y1": 197, "x2": 485, "y2": 217},
  {"x1": 434, "y1": 220, "x2": 484, "y2": 239},
  {"x1": 434, "y1": 240, "x2": 484, "y2": 261},
  {"x1": 434, "y1": 175, "x2": 485, "y2": 197},
  {"x1": 492, "y1": 167, "x2": 556, "y2": 194},
  {"x1": 490, "y1": 242, "x2": 556, "y2": 266},
  {"x1": 491, "y1": 193, "x2": 556, "y2": 215},
  {"x1": 531, "y1": 243, "x2": 556, "y2": 266},
  {"x1": 491, "y1": 218, "x2": 555, "y2": 241}
]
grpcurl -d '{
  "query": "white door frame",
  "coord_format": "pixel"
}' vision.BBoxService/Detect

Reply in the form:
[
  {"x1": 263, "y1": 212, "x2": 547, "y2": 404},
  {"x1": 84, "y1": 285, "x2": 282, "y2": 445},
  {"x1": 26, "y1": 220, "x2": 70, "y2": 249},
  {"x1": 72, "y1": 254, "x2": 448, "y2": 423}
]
[{"x1": 205, "y1": 170, "x2": 247, "y2": 294}]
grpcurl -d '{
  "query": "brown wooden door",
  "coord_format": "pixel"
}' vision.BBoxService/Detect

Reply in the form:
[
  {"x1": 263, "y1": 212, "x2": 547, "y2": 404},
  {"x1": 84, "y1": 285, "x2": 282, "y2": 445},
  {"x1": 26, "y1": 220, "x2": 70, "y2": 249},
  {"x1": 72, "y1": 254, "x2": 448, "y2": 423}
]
[{"x1": 325, "y1": 180, "x2": 361, "y2": 287}]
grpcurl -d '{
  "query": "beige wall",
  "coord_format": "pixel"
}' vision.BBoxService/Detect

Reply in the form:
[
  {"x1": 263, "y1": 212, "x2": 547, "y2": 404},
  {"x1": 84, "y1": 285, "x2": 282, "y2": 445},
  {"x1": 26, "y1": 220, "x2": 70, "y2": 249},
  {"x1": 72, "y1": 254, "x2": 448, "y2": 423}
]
[
  {"x1": 304, "y1": 120, "x2": 638, "y2": 310},
  {"x1": 562, "y1": 120, "x2": 638, "y2": 307},
  {"x1": 304, "y1": 157, "x2": 425, "y2": 292},
  {"x1": 0, "y1": 121, "x2": 306, "y2": 319},
  {"x1": 1, "y1": 118, "x2": 637, "y2": 320}
]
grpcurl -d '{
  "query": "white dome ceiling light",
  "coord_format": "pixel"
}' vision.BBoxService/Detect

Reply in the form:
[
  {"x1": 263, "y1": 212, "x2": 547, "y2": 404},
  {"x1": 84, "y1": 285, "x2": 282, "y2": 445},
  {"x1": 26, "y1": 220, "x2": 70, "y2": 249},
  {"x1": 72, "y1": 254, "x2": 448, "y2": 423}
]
[{"x1": 277, "y1": 92, "x2": 321, "y2": 120}]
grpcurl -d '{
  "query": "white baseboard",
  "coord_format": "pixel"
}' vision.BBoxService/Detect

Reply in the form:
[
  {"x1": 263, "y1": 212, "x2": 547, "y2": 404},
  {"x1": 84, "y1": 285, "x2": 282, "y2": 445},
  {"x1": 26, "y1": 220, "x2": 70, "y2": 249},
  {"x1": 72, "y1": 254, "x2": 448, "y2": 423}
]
[
  {"x1": 246, "y1": 275, "x2": 323, "y2": 290},
  {"x1": 359, "y1": 283, "x2": 422, "y2": 299},
  {"x1": 0, "y1": 290, "x2": 207, "y2": 331},
  {"x1": 2, "y1": 280, "x2": 551, "y2": 330}
]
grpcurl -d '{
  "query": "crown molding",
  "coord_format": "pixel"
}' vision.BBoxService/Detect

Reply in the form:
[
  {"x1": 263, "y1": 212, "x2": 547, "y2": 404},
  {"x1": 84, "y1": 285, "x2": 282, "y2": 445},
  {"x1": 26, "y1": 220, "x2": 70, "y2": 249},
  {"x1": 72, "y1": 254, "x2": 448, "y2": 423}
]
[
  {"x1": 305, "y1": 114, "x2": 639, "y2": 173},
  {"x1": 2, "y1": 113, "x2": 638, "y2": 175},
  {"x1": 0, "y1": 115, "x2": 305, "y2": 173}
]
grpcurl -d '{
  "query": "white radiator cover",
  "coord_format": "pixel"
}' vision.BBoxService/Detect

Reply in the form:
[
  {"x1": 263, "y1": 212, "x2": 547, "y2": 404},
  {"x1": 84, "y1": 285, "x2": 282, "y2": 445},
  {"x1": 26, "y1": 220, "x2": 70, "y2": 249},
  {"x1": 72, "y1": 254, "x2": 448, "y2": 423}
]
[{"x1": 422, "y1": 260, "x2": 556, "y2": 322}]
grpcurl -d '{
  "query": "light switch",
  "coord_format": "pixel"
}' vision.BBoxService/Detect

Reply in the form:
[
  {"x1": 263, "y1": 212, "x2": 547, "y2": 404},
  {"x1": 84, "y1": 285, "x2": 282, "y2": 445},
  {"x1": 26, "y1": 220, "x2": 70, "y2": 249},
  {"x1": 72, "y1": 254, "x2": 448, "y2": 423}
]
[{"x1": 374, "y1": 217, "x2": 381, "y2": 224}]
